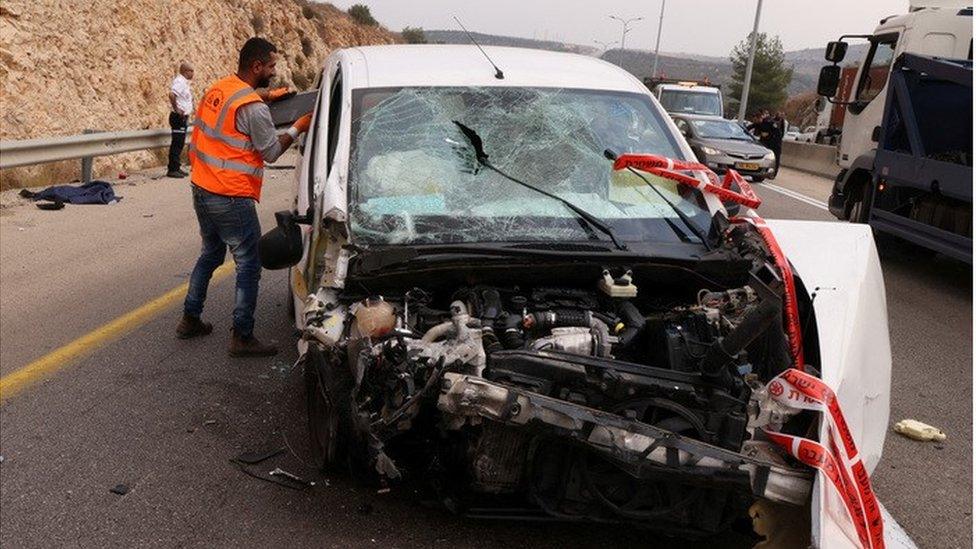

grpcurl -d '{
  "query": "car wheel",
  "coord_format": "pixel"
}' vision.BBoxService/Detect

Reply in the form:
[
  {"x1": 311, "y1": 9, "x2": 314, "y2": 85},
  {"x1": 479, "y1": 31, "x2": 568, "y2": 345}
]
[
  {"x1": 305, "y1": 346, "x2": 352, "y2": 472},
  {"x1": 286, "y1": 268, "x2": 296, "y2": 321}
]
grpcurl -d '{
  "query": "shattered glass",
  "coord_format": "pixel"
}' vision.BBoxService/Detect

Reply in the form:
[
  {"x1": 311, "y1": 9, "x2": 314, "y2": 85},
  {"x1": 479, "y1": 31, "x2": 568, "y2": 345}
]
[{"x1": 348, "y1": 87, "x2": 711, "y2": 246}]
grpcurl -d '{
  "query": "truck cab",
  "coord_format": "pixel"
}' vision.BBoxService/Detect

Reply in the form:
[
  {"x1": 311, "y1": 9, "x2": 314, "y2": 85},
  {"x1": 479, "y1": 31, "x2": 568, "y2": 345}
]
[
  {"x1": 822, "y1": 2, "x2": 972, "y2": 221},
  {"x1": 644, "y1": 78, "x2": 724, "y2": 117}
]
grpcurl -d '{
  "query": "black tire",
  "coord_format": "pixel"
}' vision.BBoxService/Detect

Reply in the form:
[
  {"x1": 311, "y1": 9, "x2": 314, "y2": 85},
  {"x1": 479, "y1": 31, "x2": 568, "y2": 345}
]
[
  {"x1": 845, "y1": 174, "x2": 870, "y2": 223},
  {"x1": 305, "y1": 346, "x2": 353, "y2": 472},
  {"x1": 752, "y1": 177, "x2": 765, "y2": 183},
  {"x1": 847, "y1": 198, "x2": 864, "y2": 223},
  {"x1": 285, "y1": 268, "x2": 295, "y2": 321}
]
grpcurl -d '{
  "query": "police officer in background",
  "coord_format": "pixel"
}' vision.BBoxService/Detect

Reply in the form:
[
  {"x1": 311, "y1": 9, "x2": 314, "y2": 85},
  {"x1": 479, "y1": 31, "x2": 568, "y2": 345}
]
[
  {"x1": 167, "y1": 62, "x2": 194, "y2": 178},
  {"x1": 176, "y1": 37, "x2": 312, "y2": 357}
]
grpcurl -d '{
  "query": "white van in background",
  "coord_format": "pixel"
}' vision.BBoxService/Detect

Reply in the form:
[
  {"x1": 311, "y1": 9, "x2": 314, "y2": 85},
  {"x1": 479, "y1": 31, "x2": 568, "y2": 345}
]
[{"x1": 644, "y1": 78, "x2": 724, "y2": 117}]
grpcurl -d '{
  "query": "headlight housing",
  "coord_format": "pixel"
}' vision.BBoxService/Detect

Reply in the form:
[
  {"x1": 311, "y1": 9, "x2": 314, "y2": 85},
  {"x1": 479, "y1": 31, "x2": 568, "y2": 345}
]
[
  {"x1": 763, "y1": 151, "x2": 775, "y2": 161},
  {"x1": 701, "y1": 146, "x2": 721, "y2": 156}
]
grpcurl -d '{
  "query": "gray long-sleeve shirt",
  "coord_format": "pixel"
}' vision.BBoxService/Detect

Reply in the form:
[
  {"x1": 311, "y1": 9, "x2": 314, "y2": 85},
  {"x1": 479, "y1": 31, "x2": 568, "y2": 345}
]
[{"x1": 235, "y1": 101, "x2": 285, "y2": 163}]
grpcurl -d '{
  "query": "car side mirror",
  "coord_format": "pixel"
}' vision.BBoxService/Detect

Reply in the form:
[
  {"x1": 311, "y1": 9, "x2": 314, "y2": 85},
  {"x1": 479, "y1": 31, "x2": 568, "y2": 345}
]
[
  {"x1": 258, "y1": 210, "x2": 306, "y2": 270},
  {"x1": 817, "y1": 65, "x2": 841, "y2": 97},
  {"x1": 825, "y1": 41, "x2": 848, "y2": 63}
]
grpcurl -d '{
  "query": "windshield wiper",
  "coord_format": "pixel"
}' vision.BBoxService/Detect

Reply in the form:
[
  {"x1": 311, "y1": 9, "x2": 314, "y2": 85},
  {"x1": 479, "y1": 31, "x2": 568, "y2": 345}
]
[
  {"x1": 452, "y1": 121, "x2": 628, "y2": 251},
  {"x1": 603, "y1": 149, "x2": 712, "y2": 250}
]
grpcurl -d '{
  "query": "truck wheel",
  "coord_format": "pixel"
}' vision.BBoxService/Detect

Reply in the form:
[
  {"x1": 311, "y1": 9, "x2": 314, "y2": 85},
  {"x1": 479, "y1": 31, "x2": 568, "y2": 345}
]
[{"x1": 848, "y1": 198, "x2": 864, "y2": 223}]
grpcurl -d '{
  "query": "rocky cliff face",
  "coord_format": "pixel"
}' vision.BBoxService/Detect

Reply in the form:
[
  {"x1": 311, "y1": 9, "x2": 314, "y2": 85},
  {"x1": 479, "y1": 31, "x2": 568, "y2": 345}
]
[{"x1": 0, "y1": 0, "x2": 397, "y2": 189}]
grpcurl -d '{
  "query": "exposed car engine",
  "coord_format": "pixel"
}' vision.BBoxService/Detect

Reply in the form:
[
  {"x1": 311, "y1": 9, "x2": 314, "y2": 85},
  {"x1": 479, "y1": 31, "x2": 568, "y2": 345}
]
[{"x1": 301, "y1": 233, "x2": 816, "y2": 536}]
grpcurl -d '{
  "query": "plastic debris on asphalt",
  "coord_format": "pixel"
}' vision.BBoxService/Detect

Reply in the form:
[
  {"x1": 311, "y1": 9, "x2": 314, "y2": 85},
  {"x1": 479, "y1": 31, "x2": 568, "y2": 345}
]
[{"x1": 893, "y1": 419, "x2": 946, "y2": 442}]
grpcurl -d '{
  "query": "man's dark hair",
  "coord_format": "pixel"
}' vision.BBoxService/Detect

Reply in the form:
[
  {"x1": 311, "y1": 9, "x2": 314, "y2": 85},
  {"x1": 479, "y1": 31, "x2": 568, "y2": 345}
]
[{"x1": 238, "y1": 37, "x2": 277, "y2": 71}]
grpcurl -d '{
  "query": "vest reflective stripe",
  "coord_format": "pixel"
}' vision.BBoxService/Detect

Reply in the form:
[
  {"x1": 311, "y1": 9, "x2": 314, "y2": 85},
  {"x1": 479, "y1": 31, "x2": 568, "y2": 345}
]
[
  {"x1": 189, "y1": 75, "x2": 265, "y2": 200},
  {"x1": 194, "y1": 118, "x2": 254, "y2": 150},
  {"x1": 188, "y1": 144, "x2": 264, "y2": 177},
  {"x1": 215, "y1": 87, "x2": 257, "y2": 132}
]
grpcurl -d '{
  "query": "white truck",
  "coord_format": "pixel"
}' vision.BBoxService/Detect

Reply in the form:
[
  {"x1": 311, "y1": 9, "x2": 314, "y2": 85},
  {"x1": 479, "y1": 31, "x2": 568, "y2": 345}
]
[
  {"x1": 643, "y1": 77, "x2": 724, "y2": 117},
  {"x1": 822, "y1": 1, "x2": 972, "y2": 232}
]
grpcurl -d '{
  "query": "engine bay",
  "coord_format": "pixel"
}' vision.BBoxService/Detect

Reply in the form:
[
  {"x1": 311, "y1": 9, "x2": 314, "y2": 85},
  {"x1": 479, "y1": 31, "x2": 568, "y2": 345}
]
[{"x1": 301, "y1": 241, "x2": 817, "y2": 536}]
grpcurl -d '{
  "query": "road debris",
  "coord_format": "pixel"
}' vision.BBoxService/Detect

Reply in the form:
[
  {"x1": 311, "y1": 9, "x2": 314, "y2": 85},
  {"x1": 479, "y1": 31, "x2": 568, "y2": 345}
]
[
  {"x1": 235, "y1": 448, "x2": 284, "y2": 465},
  {"x1": 269, "y1": 467, "x2": 316, "y2": 487},
  {"x1": 109, "y1": 484, "x2": 130, "y2": 495},
  {"x1": 203, "y1": 419, "x2": 217, "y2": 426},
  {"x1": 894, "y1": 419, "x2": 946, "y2": 442}
]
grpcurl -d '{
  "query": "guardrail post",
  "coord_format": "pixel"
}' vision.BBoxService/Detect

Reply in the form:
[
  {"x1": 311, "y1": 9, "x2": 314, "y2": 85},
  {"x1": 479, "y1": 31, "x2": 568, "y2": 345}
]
[{"x1": 80, "y1": 129, "x2": 95, "y2": 183}]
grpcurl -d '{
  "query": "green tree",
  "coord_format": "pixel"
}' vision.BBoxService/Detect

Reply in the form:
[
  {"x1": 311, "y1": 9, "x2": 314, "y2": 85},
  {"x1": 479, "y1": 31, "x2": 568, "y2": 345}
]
[
  {"x1": 726, "y1": 33, "x2": 792, "y2": 116},
  {"x1": 348, "y1": 4, "x2": 378, "y2": 26},
  {"x1": 402, "y1": 26, "x2": 427, "y2": 44}
]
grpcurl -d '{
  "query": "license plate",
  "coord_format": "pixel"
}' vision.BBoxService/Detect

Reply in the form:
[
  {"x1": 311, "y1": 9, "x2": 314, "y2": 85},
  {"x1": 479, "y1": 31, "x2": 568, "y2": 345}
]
[{"x1": 736, "y1": 162, "x2": 760, "y2": 171}]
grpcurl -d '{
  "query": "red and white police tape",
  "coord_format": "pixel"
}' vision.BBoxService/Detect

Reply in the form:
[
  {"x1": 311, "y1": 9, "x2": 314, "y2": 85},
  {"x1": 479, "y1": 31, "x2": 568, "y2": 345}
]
[{"x1": 612, "y1": 154, "x2": 883, "y2": 548}]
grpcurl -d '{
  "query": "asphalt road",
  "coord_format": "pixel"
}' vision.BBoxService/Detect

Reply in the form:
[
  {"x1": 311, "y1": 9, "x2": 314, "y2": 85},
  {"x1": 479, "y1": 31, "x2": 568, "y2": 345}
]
[{"x1": 0, "y1": 162, "x2": 970, "y2": 548}]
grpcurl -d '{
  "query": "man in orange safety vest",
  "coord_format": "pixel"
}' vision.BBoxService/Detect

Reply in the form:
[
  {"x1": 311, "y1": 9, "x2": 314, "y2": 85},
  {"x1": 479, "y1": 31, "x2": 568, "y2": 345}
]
[{"x1": 177, "y1": 37, "x2": 312, "y2": 357}]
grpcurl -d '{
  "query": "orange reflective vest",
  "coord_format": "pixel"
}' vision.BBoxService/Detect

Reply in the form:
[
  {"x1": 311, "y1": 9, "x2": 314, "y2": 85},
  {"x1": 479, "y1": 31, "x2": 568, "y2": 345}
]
[{"x1": 189, "y1": 75, "x2": 265, "y2": 200}]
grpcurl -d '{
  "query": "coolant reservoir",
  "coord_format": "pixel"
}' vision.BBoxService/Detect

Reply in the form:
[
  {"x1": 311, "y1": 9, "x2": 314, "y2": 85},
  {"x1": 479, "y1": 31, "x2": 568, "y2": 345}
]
[{"x1": 355, "y1": 297, "x2": 396, "y2": 338}]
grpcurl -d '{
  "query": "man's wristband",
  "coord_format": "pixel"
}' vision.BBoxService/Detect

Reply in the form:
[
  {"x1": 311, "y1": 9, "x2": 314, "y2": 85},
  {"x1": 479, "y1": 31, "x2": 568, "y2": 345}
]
[{"x1": 286, "y1": 126, "x2": 300, "y2": 140}]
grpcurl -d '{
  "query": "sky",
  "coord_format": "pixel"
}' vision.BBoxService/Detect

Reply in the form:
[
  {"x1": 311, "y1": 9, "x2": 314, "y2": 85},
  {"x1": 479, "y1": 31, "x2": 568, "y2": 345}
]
[{"x1": 325, "y1": 0, "x2": 908, "y2": 57}]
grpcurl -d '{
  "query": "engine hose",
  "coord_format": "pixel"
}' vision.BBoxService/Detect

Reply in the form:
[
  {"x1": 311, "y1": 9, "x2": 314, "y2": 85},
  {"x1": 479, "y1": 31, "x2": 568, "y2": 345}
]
[
  {"x1": 523, "y1": 309, "x2": 592, "y2": 331},
  {"x1": 614, "y1": 301, "x2": 646, "y2": 349},
  {"x1": 701, "y1": 298, "x2": 780, "y2": 387},
  {"x1": 589, "y1": 318, "x2": 612, "y2": 358},
  {"x1": 502, "y1": 313, "x2": 525, "y2": 349}
]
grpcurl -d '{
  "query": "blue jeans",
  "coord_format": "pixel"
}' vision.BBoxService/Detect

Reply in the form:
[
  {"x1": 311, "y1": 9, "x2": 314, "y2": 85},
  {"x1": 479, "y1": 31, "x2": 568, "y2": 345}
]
[{"x1": 183, "y1": 185, "x2": 262, "y2": 337}]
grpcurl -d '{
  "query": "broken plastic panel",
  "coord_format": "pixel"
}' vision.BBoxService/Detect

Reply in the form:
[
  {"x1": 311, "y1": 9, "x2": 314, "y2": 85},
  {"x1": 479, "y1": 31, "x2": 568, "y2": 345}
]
[{"x1": 348, "y1": 87, "x2": 712, "y2": 245}]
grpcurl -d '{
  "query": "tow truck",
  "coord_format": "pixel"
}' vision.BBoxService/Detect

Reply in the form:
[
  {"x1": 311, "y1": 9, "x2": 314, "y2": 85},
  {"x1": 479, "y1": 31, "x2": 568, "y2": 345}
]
[{"x1": 644, "y1": 77, "x2": 724, "y2": 117}]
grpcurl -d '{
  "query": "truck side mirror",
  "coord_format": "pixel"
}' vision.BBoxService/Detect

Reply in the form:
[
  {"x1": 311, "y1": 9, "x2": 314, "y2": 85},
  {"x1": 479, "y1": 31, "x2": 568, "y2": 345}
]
[
  {"x1": 258, "y1": 210, "x2": 305, "y2": 270},
  {"x1": 817, "y1": 65, "x2": 841, "y2": 97},
  {"x1": 825, "y1": 41, "x2": 848, "y2": 63}
]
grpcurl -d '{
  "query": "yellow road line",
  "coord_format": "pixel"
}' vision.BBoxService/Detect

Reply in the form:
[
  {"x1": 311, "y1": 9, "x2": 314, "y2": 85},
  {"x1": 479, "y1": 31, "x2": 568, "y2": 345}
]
[{"x1": 0, "y1": 262, "x2": 235, "y2": 402}]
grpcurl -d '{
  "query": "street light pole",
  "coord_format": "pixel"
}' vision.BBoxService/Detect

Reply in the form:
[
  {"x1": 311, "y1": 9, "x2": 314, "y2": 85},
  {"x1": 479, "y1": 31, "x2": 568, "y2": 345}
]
[
  {"x1": 737, "y1": 0, "x2": 764, "y2": 122},
  {"x1": 651, "y1": 0, "x2": 666, "y2": 78},
  {"x1": 609, "y1": 15, "x2": 644, "y2": 51}
]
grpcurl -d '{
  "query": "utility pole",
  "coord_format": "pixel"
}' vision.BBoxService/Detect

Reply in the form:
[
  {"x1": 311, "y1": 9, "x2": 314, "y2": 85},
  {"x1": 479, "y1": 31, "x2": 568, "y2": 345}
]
[
  {"x1": 608, "y1": 15, "x2": 643, "y2": 51},
  {"x1": 651, "y1": 0, "x2": 666, "y2": 78},
  {"x1": 737, "y1": 0, "x2": 764, "y2": 122}
]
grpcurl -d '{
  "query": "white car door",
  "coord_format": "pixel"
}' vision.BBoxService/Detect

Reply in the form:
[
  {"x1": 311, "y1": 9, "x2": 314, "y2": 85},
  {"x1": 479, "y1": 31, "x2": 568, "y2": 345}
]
[{"x1": 291, "y1": 57, "x2": 343, "y2": 324}]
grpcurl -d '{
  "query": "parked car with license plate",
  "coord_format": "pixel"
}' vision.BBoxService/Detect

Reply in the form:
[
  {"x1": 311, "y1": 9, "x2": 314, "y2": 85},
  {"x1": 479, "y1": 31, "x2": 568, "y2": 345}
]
[{"x1": 671, "y1": 114, "x2": 776, "y2": 181}]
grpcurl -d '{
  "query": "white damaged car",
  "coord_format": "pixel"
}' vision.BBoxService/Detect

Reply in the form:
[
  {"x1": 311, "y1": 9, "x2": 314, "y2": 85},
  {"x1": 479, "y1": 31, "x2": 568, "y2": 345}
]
[{"x1": 259, "y1": 45, "x2": 910, "y2": 548}]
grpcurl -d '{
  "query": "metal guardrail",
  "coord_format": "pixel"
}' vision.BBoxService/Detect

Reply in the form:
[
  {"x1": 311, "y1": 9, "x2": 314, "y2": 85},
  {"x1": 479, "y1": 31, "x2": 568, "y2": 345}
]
[
  {"x1": 0, "y1": 93, "x2": 316, "y2": 172},
  {"x1": 0, "y1": 128, "x2": 175, "y2": 170}
]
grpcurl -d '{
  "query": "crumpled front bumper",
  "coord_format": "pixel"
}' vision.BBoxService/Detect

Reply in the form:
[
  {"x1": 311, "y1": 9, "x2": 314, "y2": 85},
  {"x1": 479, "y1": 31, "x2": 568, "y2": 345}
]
[{"x1": 437, "y1": 373, "x2": 812, "y2": 506}]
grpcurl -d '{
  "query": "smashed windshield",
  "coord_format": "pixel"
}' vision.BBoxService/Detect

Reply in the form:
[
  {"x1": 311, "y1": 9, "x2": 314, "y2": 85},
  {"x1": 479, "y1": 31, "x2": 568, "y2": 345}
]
[
  {"x1": 349, "y1": 87, "x2": 711, "y2": 246},
  {"x1": 691, "y1": 119, "x2": 754, "y2": 141},
  {"x1": 658, "y1": 89, "x2": 722, "y2": 116}
]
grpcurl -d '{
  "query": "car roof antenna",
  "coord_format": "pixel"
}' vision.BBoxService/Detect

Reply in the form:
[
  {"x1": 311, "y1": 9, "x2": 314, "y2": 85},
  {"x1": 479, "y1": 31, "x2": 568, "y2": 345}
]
[{"x1": 453, "y1": 16, "x2": 504, "y2": 80}]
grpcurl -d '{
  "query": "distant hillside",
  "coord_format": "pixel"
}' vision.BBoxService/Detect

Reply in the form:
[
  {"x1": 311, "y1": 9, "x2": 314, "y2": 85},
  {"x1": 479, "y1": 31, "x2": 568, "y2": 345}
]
[
  {"x1": 784, "y1": 44, "x2": 869, "y2": 86},
  {"x1": 424, "y1": 30, "x2": 598, "y2": 56},
  {"x1": 601, "y1": 49, "x2": 731, "y2": 86},
  {"x1": 424, "y1": 30, "x2": 866, "y2": 98}
]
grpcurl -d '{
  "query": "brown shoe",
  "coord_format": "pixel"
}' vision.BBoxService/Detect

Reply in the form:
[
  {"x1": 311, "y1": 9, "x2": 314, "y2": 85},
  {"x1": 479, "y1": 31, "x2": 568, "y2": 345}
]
[
  {"x1": 228, "y1": 330, "x2": 278, "y2": 357},
  {"x1": 176, "y1": 314, "x2": 213, "y2": 339}
]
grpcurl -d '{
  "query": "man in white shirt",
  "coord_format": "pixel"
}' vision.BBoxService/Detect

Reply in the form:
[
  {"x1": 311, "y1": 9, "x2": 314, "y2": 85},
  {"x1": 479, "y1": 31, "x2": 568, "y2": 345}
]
[{"x1": 167, "y1": 62, "x2": 194, "y2": 178}]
